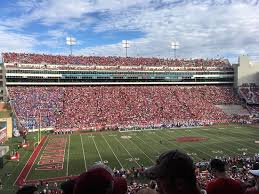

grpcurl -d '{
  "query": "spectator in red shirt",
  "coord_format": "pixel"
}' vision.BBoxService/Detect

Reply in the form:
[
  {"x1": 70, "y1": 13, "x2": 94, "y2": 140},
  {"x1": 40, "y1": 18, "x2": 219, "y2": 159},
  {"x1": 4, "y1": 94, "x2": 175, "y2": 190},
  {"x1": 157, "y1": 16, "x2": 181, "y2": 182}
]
[
  {"x1": 206, "y1": 159, "x2": 244, "y2": 194},
  {"x1": 246, "y1": 163, "x2": 259, "y2": 194}
]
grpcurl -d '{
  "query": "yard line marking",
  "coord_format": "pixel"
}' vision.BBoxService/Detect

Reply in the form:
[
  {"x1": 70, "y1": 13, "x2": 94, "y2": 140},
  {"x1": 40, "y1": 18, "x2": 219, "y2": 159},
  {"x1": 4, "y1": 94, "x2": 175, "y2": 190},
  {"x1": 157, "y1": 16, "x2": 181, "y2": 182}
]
[
  {"x1": 101, "y1": 134, "x2": 124, "y2": 169},
  {"x1": 207, "y1": 127, "x2": 256, "y2": 154},
  {"x1": 80, "y1": 134, "x2": 87, "y2": 171},
  {"x1": 201, "y1": 126, "x2": 258, "y2": 155},
  {"x1": 115, "y1": 137, "x2": 141, "y2": 167},
  {"x1": 152, "y1": 132, "x2": 202, "y2": 161},
  {"x1": 127, "y1": 138, "x2": 155, "y2": 163},
  {"x1": 91, "y1": 134, "x2": 103, "y2": 162},
  {"x1": 185, "y1": 128, "x2": 239, "y2": 156},
  {"x1": 141, "y1": 131, "x2": 170, "y2": 151},
  {"x1": 220, "y1": 127, "x2": 259, "y2": 152},
  {"x1": 134, "y1": 135, "x2": 161, "y2": 155},
  {"x1": 174, "y1": 129, "x2": 227, "y2": 157},
  {"x1": 158, "y1": 130, "x2": 212, "y2": 159},
  {"x1": 66, "y1": 135, "x2": 71, "y2": 176}
]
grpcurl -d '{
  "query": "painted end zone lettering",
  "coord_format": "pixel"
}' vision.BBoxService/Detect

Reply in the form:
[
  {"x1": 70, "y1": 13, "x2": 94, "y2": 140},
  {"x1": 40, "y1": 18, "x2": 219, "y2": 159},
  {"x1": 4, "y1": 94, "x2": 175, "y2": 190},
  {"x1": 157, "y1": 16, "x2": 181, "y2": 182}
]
[
  {"x1": 35, "y1": 163, "x2": 63, "y2": 171},
  {"x1": 35, "y1": 137, "x2": 67, "y2": 171},
  {"x1": 38, "y1": 158, "x2": 64, "y2": 165}
]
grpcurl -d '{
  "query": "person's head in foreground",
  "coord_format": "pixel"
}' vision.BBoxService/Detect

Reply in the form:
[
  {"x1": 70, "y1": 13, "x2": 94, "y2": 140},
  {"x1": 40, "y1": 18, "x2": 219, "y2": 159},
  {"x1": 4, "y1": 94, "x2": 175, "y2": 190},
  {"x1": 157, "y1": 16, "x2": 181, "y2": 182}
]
[
  {"x1": 73, "y1": 165, "x2": 127, "y2": 194},
  {"x1": 16, "y1": 185, "x2": 39, "y2": 194},
  {"x1": 136, "y1": 187, "x2": 159, "y2": 194},
  {"x1": 246, "y1": 162, "x2": 259, "y2": 193},
  {"x1": 60, "y1": 179, "x2": 76, "y2": 194},
  {"x1": 144, "y1": 150, "x2": 201, "y2": 194}
]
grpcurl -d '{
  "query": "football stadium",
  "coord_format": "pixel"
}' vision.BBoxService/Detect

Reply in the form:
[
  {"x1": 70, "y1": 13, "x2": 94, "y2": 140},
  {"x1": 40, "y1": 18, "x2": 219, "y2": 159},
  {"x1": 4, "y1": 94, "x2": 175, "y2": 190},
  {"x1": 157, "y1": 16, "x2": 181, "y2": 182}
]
[
  {"x1": 1, "y1": 1, "x2": 259, "y2": 194},
  {"x1": 0, "y1": 53, "x2": 258, "y2": 194}
]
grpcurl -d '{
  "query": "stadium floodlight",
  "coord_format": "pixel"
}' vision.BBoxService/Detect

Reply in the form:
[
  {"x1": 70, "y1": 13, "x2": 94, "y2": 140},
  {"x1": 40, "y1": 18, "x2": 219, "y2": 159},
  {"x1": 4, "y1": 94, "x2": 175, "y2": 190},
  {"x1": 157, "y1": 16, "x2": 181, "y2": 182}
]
[
  {"x1": 122, "y1": 40, "x2": 130, "y2": 57},
  {"x1": 66, "y1": 36, "x2": 77, "y2": 56},
  {"x1": 171, "y1": 41, "x2": 180, "y2": 59}
]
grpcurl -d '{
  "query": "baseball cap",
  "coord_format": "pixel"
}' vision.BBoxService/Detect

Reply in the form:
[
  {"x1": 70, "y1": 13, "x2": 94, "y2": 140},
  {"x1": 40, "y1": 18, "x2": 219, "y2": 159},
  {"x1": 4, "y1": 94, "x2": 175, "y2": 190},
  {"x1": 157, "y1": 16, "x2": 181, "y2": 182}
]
[
  {"x1": 73, "y1": 167, "x2": 127, "y2": 194},
  {"x1": 249, "y1": 162, "x2": 259, "y2": 176},
  {"x1": 144, "y1": 150, "x2": 195, "y2": 180}
]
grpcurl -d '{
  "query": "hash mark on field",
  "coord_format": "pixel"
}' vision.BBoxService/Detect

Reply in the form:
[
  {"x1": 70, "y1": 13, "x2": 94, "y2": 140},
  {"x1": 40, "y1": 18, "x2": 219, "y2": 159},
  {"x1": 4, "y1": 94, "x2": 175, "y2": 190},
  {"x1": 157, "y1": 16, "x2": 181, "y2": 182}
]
[
  {"x1": 66, "y1": 135, "x2": 70, "y2": 176},
  {"x1": 80, "y1": 134, "x2": 87, "y2": 171},
  {"x1": 101, "y1": 134, "x2": 124, "y2": 169},
  {"x1": 115, "y1": 137, "x2": 141, "y2": 167},
  {"x1": 91, "y1": 134, "x2": 103, "y2": 162}
]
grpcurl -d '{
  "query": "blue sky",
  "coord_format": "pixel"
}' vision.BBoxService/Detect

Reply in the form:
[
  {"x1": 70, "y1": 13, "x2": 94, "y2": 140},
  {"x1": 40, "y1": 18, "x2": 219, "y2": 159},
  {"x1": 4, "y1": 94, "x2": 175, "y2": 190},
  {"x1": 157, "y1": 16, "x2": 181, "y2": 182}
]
[{"x1": 1, "y1": 0, "x2": 259, "y2": 63}]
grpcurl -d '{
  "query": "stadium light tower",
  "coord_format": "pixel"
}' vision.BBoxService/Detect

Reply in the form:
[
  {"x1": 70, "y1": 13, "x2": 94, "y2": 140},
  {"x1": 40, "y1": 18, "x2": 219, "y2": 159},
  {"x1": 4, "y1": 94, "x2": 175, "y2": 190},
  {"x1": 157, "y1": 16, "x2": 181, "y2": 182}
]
[
  {"x1": 171, "y1": 41, "x2": 180, "y2": 59},
  {"x1": 66, "y1": 36, "x2": 77, "y2": 56},
  {"x1": 122, "y1": 40, "x2": 130, "y2": 57}
]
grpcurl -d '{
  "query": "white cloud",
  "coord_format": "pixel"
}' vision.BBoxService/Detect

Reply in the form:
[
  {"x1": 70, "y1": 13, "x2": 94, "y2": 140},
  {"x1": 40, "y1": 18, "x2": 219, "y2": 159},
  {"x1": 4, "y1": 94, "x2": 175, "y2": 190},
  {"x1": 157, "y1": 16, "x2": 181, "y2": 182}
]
[
  {"x1": 0, "y1": 26, "x2": 37, "y2": 53},
  {"x1": 86, "y1": 1, "x2": 259, "y2": 63},
  {"x1": 1, "y1": 0, "x2": 259, "y2": 63},
  {"x1": 4, "y1": 0, "x2": 153, "y2": 27}
]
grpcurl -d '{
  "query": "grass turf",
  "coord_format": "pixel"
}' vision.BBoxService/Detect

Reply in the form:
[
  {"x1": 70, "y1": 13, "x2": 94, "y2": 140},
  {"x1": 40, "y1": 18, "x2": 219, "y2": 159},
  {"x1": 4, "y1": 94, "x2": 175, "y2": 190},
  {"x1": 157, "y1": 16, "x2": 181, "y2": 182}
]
[{"x1": 1, "y1": 123, "x2": 259, "y2": 194}]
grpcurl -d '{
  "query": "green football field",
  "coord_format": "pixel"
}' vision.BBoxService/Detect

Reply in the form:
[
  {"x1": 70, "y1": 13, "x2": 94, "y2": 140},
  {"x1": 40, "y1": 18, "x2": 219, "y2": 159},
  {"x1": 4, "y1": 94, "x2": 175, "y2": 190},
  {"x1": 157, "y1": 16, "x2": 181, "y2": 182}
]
[{"x1": 1, "y1": 124, "x2": 259, "y2": 194}]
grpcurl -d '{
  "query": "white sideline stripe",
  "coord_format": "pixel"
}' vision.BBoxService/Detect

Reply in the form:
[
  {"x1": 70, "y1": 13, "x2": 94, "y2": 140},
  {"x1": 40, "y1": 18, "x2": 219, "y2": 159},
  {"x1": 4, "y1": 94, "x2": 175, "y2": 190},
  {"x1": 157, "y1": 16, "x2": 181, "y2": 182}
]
[
  {"x1": 115, "y1": 137, "x2": 141, "y2": 167},
  {"x1": 127, "y1": 138, "x2": 154, "y2": 163},
  {"x1": 80, "y1": 134, "x2": 87, "y2": 171},
  {"x1": 134, "y1": 135, "x2": 160, "y2": 155},
  {"x1": 66, "y1": 135, "x2": 71, "y2": 176},
  {"x1": 92, "y1": 134, "x2": 103, "y2": 162},
  {"x1": 13, "y1": 136, "x2": 49, "y2": 186},
  {"x1": 101, "y1": 134, "x2": 124, "y2": 169}
]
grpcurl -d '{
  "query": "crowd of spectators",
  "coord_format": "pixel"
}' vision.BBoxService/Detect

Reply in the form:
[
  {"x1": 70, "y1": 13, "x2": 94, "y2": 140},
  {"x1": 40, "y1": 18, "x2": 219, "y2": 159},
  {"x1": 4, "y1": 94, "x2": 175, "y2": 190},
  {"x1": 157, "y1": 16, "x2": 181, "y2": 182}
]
[
  {"x1": 239, "y1": 83, "x2": 259, "y2": 117},
  {"x1": 8, "y1": 85, "x2": 243, "y2": 130},
  {"x1": 16, "y1": 151, "x2": 259, "y2": 194},
  {"x1": 239, "y1": 84, "x2": 259, "y2": 104},
  {"x1": 2, "y1": 52, "x2": 232, "y2": 71}
]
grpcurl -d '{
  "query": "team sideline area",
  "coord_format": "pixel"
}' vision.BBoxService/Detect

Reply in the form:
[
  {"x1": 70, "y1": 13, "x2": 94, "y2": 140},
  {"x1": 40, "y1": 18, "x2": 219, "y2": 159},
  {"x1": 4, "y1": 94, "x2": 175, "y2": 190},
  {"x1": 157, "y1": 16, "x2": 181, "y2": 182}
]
[{"x1": 1, "y1": 124, "x2": 259, "y2": 194}]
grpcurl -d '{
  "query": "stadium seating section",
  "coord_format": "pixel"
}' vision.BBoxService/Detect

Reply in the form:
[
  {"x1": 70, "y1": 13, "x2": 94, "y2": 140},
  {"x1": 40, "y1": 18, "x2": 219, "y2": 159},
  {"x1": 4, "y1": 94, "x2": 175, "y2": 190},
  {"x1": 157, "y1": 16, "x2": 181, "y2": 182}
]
[
  {"x1": 3, "y1": 52, "x2": 233, "y2": 71},
  {"x1": 8, "y1": 86, "x2": 242, "y2": 130},
  {"x1": 239, "y1": 84, "x2": 259, "y2": 104}
]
